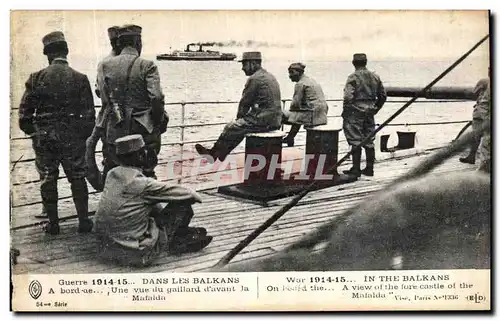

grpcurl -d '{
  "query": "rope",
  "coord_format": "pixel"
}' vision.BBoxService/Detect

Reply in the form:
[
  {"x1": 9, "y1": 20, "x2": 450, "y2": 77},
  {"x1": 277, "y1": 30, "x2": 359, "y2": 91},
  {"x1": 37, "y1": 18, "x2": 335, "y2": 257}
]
[{"x1": 213, "y1": 34, "x2": 489, "y2": 268}]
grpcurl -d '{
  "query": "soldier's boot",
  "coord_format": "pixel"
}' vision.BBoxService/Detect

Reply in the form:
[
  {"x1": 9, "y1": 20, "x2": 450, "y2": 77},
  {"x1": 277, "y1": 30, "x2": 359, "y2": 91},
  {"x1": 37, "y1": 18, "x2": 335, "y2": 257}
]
[
  {"x1": 343, "y1": 147, "x2": 362, "y2": 177},
  {"x1": 459, "y1": 136, "x2": 481, "y2": 164},
  {"x1": 35, "y1": 204, "x2": 49, "y2": 219},
  {"x1": 40, "y1": 177, "x2": 59, "y2": 235},
  {"x1": 195, "y1": 144, "x2": 218, "y2": 163},
  {"x1": 43, "y1": 202, "x2": 60, "y2": 235},
  {"x1": 361, "y1": 147, "x2": 375, "y2": 176},
  {"x1": 71, "y1": 179, "x2": 93, "y2": 233}
]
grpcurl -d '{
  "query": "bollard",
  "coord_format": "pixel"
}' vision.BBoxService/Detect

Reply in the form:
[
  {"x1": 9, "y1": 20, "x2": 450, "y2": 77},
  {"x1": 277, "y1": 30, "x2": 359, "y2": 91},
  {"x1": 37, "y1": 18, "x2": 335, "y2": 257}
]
[
  {"x1": 305, "y1": 125, "x2": 342, "y2": 177},
  {"x1": 244, "y1": 131, "x2": 285, "y2": 184}
]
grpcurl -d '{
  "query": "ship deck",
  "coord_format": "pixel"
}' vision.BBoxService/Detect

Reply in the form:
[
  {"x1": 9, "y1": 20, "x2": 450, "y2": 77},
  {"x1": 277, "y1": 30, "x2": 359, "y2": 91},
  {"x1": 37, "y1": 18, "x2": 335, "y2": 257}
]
[{"x1": 11, "y1": 150, "x2": 477, "y2": 274}]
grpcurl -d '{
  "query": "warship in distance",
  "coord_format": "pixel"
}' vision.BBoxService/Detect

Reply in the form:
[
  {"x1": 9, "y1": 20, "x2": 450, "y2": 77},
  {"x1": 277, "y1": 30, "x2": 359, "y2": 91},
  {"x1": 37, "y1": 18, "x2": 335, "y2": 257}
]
[{"x1": 156, "y1": 43, "x2": 237, "y2": 61}]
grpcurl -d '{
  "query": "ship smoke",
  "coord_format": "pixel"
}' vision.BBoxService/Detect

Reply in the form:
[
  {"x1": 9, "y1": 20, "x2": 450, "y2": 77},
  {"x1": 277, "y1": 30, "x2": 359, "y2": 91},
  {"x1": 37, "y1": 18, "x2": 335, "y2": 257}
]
[{"x1": 191, "y1": 40, "x2": 295, "y2": 48}]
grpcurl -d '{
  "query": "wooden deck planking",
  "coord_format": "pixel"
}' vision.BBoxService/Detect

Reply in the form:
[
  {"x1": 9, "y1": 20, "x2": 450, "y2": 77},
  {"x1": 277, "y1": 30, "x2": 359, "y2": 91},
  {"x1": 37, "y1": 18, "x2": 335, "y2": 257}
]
[{"x1": 11, "y1": 153, "x2": 477, "y2": 274}]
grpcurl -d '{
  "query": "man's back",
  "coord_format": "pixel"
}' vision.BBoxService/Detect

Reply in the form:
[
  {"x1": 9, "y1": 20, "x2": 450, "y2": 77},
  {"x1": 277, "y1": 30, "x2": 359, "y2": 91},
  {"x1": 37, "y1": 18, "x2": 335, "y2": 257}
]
[
  {"x1": 23, "y1": 62, "x2": 92, "y2": 117},
  {"x1": 19, "y1": 59, "x2": 95, "y2": 137},
  {"x1": 101, "y1": 47, "x2": 165, "y2": 142},
  {"x1": 344, "y1": 67, "x2": 386, "y2": 113},
  {"x1": 242, "y1": 68, "x2": 282, "y2": 127}
]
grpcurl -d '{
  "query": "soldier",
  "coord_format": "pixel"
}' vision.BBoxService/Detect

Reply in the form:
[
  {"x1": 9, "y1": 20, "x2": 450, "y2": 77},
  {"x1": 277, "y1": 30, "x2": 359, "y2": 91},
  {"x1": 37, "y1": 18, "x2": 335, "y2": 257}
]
[
  {"x1": 18, "y1": 31, "x2": 95, "y2": 234},
  {"x1": 95, "y1": 26, "x2": 121, "y2": 100},
  {"x1": 476, "y1": 69, "x2": 491, "y2": 173},
  {"x1": 94, "y1": 135, "x2": 213, "y2": 267},
  {"x1": 342, "y1": 53, "x2": 387, "y2": 177},
  {"x1": 460, "y1": 69, "x2": 490, "y2": 165},
  {"x1": 98, "y1": 24, "x2": 167, "y2": 180},
  {"x1": 86, "y1": 26, "x2": 123, "y2": 191},
  {"x1": 195, "y1": 52, "x2": 282, "y2": 162},
  {"x1": 282, "y1": 62, "x2": 329, "y2": 147}
]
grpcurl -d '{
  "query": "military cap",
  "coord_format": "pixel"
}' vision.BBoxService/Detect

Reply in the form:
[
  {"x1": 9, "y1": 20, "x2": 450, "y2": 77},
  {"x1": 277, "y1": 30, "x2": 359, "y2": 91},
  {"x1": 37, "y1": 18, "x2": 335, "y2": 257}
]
[
  {"x1": 238, "y1": 51, "x2": 262, "y2": 62},
  {"x1": 107, "y1": 26, "x2": 120, "y2": 40},
  {"x1": 115, "y1": 134, "x2": 145, "y2": 155},
  {"x1": 288, "y1": 62, "x2": 306, "y2": 71},
  {"x1": 353, "y1": 53, "x2": 367, "y2": 62},
  {"x1": 42, "y1": 31, "x2": 66, "y2": 47},
  {"x1": 118, "y1": 24, "x2": 142, "y2": 37}
]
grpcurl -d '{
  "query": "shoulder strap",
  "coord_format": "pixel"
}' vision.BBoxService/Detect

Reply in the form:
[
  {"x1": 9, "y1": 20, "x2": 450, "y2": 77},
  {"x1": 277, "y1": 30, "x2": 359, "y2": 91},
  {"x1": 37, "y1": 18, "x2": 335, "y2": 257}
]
[{"x1": 120, "y1": 56, "x2": 140, "y2": 108}]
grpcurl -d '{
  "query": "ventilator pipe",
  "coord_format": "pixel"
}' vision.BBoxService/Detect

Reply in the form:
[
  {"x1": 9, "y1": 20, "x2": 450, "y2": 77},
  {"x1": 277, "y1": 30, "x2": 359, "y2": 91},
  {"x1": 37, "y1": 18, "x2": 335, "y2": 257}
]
[
  {"x1": 386, "y1": 86, "x2": 475, "y2": 100},
  {"x1": 213, "y1": 34, "x2": 489, "y2": 268}
]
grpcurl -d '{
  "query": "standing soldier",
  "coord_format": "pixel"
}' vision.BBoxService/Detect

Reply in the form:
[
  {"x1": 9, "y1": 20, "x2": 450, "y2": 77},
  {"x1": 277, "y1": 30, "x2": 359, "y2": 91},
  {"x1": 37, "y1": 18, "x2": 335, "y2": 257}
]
[
  {"x1": 86, "y1": 26, "x2": 122, "y2": 191},
  {"x1": 342, "y1": 53, "x2": 386, "y2": 177},
  {"x1": 98, "y1": 24, "x2": 167, "y2": 180},
  {"x1": 476, "y1": 68, "x2": 491, "y2": 173},
  {"x1": 195, "y1": 51, "x2": 282, "y2": 162},
  {"x1": 282, "y1": 62, "x2": 329, "y2": 147},
  {"x1": 18, "y1": 31, "x2": 95, "y2": 234},
  {"x1": 460, "y1": 69, "x2": 490, "y2": 165}
]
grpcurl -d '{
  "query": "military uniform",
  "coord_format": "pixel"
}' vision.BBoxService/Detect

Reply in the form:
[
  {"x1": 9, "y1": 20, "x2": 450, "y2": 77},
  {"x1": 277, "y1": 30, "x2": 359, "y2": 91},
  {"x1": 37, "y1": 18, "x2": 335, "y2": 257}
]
[
  {"x1": 196, "y1": 52, "x2": 282, "y2": 161},
  {"x1": 283, "y1": 74, "x2": 328, "y2": 126},
  {"x1": 475, "y1": 78, "x2": 491, "y2": 172},
  {"x1": 98, "y1": 25, "x2": 165, "y2": 178},
  {"x1": 342, "y1": 53, "x2": 386, "y2": 177},
  {"x1": 18, "y1": 31, "x2": 95, "y2": 234},
  {"x1": 461, "y1": 77, "x2": 490, "y2": 165},
  {"x1": 94, "y1": 135, "x2": 211, "y2": 267},
  {"x1": 95, "y1": 26, "x2": 120, "y2": 128}
]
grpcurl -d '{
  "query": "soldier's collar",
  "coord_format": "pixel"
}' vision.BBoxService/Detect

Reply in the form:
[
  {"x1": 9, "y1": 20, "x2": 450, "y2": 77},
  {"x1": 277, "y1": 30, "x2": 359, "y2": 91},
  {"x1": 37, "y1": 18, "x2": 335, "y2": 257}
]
[
  {"x1": 51, "y1": 57, "x2": 68, "y2": 64},
  {"x1": 120, "y1": 47, "x2": 139, "y2": 56}
]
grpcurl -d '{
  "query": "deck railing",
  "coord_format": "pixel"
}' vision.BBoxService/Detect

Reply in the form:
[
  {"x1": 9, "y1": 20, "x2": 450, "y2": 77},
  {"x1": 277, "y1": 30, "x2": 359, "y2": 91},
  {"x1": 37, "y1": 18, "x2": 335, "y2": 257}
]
[{"x1": 10, "y1": 98, "x2": 472, "y2": 209}]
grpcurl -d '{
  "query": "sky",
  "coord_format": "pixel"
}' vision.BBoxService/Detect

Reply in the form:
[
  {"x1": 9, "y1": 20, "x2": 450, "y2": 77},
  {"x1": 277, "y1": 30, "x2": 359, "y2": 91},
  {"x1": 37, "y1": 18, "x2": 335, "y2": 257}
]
[{"x1": 10, "y1": 10, "x2": 490, "y2": 64}]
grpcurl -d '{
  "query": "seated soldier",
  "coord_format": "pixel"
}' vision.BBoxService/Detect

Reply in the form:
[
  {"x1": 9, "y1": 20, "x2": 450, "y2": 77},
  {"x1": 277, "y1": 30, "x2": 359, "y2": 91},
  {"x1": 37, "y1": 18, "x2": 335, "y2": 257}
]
[
  {"x1": 195, "y1": 52, "x2": 282, "y2": 163},
  {"x1": 94, "y1": 134, "x2": 212, "y2": 267},
  {"x1": 282, "y1": 62, "x2": 329, "y2": 147}
]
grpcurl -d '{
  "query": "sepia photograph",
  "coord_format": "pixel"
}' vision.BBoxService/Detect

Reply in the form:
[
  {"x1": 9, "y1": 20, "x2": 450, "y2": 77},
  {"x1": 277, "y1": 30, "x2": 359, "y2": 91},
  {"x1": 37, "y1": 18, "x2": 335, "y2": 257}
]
[{"x1": 8, "y1": 8, "x2": 491, "y2": 311}]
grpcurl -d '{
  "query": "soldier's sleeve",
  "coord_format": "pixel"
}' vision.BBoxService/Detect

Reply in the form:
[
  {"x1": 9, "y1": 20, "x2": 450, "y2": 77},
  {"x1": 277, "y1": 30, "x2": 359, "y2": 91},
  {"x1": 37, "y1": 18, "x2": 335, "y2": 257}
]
[
  {"x1": 79, "y1": 75, "x2": 96, "y2": 136},
  {"x1": 375, "y1": 76, "x2": 387, "y2": 109},
  {"x1": 343, "y1": 74, "x2": 356, "y2": 109},
  {"x1": 142, "y1": 178, "x2": 202, "y2": 204},
  {"x1": 144, "y1": 61, "x2": 166, "y2": 122},
  {"x1": 237, "y1": 77, "x2": 258, "y2": 118},
  {"x1": 289, "y1": 82, "x2": 304, "y2": 111},
  {"x1": 18, "y1": 73, "x2": 37, "y2": 135}
]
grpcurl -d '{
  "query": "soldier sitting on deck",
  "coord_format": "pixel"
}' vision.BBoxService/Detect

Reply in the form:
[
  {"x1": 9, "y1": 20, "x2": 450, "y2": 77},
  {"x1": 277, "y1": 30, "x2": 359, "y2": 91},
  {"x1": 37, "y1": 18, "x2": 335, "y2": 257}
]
[
  {"x1": 195, "y1": 51, "x2": 282, "y2": 163},
  {"x1": 94, "y1": 135, "x2": 213, "y2": 267}
]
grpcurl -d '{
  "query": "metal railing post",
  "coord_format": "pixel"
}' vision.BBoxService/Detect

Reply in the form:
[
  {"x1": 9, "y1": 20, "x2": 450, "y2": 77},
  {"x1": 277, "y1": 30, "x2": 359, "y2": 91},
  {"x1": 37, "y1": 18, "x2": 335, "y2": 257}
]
[
  {"x1": 281, "y1": 99, "x2": 287, "y2": 131},
  {"x1": 179, "y1": 102, "x2": 186, "y2": 184}
]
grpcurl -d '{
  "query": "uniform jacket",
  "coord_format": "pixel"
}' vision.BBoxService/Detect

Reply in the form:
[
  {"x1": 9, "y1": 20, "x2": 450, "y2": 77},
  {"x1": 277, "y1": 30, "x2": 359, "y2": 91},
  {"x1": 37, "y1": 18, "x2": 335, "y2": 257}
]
[
  {"x1": 18, "y1": 58, "x2": 96, "y2": 138},
  {"x1": 100, "y1": 47, "x2": 165, "y2": 144},
  {"x1": 237, "y1": 68, "x2": 282, "y2": 128},
  {"x1": 95, "y1": 51, "x2": 117, "y2": 129},
  {"x1": 287, "y1": 74, "x2": 328, "y2": 126},
  {"x1": 94, "y1": 166, "x2": 201, "y2": 257},
  {"x1": 472, "y1": 77, "x2": 490, "y2": 120},
  {"x1": 343, "y1": 67, "x2": 387, "y2": 115}
]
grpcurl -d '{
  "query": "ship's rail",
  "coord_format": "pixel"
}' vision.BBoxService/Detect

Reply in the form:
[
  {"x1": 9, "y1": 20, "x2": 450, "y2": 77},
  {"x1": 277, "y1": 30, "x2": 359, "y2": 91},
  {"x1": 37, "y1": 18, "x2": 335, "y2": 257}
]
[{"x1": 10, "y1": 98, "x2": 473, "y2": 209}]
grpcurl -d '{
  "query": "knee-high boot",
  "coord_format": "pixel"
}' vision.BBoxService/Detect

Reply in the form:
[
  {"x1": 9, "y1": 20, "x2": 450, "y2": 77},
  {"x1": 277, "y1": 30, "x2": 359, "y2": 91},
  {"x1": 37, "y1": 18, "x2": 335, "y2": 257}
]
[
  {"x1": 343, "y1": 146, "x2": 362, "y2": 177},
  {"x1": 362, "y1": 147, "x2": 375, "y2": 176},
  {"x1": 71, "y1": 179, "x2": 93, "y2": 233}
]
